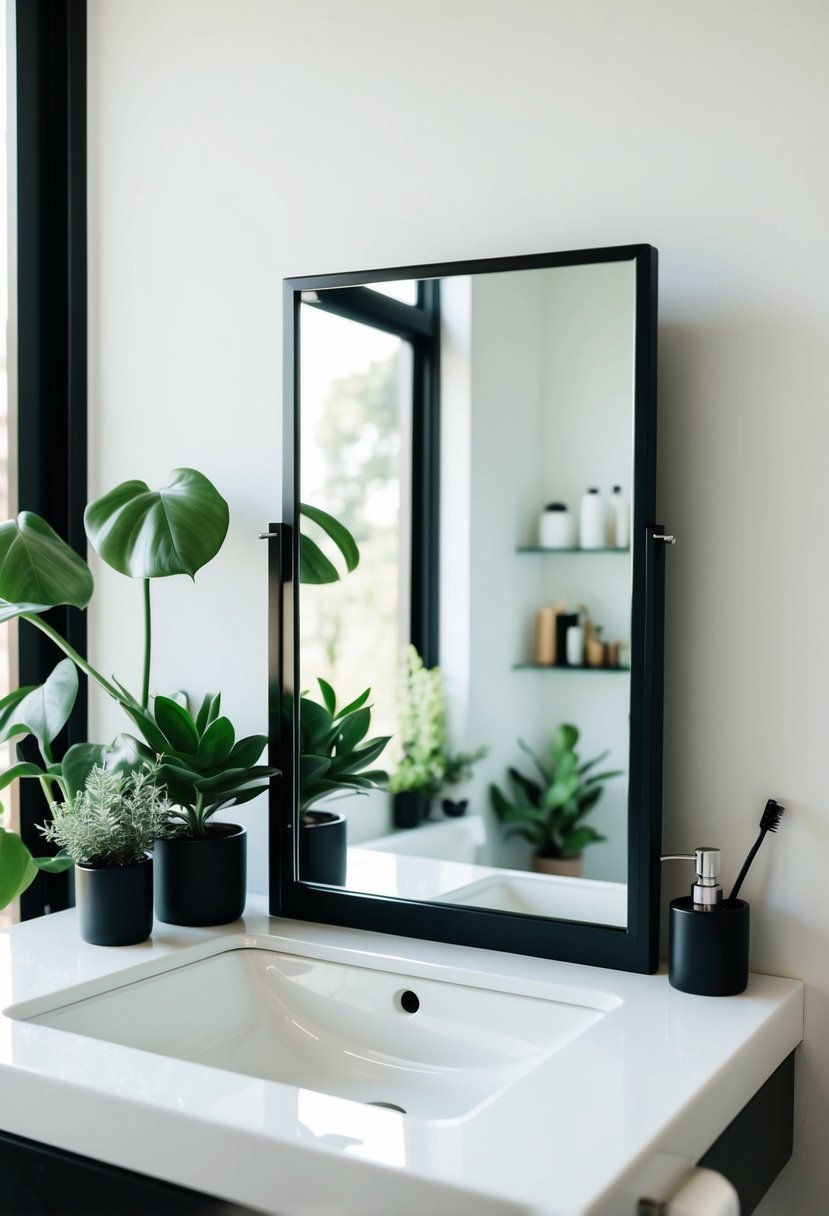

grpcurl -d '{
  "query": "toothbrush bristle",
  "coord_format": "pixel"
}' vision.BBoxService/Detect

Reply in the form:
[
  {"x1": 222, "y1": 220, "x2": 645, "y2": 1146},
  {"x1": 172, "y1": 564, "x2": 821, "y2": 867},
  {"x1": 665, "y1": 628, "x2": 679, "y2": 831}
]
[{"x1": 760, "y1": 799, "x2": 784, "y2": 832}]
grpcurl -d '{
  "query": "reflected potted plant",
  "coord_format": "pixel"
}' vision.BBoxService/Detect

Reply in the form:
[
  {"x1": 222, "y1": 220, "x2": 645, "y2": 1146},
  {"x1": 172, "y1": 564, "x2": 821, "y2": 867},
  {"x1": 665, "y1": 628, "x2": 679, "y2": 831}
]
[
  {"x1": 489, "y1": 724, "x2": 622, "y2": 877},
  {"x1": 38, "y1": 761, "x2": 170, "y2": 946},
  {"x1": 297, "y1": 679, "x2": 389, "y2": 885},
  {"x1": 390, "y1": 646, "x2": 487, "y2": 827}
]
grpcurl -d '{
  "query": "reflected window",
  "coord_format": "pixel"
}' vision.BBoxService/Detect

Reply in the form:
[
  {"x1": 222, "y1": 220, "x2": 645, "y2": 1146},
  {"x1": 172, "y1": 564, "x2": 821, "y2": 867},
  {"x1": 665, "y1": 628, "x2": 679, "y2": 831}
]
[{"x1": 300, "y1": 308, "x2": 413, "y2": 742}]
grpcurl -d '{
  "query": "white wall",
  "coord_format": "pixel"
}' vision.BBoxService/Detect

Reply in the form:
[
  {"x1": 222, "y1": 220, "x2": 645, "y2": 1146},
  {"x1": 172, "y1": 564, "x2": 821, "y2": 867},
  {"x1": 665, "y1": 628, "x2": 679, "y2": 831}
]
[{"x1": 86, "y1": 3, "x2": 829, "y2": 1211}]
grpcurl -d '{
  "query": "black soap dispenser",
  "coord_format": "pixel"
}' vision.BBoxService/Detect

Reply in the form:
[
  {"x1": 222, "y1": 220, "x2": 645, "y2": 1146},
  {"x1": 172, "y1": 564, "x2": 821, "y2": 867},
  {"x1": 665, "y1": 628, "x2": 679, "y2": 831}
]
[{"x1": 662, "y1": 848, "x2": 750, "y2": 996}]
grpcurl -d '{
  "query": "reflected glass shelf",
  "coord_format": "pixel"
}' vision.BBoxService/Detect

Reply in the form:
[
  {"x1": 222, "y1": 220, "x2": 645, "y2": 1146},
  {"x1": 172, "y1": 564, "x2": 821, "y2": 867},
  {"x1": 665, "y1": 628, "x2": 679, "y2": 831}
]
[
  {"x1": 513, "y1": 663, "x2": 630, "y2": 673},
  {"x1": 516, "y1": 546, "x2": 630, "y2": 554}
]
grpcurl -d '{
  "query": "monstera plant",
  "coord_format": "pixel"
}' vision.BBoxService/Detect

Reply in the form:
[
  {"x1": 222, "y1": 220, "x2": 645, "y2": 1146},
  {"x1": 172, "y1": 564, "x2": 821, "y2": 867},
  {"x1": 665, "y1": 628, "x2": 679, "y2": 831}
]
[{"x1": 0, "y1": 468, "x2": 355, "y2": 916}]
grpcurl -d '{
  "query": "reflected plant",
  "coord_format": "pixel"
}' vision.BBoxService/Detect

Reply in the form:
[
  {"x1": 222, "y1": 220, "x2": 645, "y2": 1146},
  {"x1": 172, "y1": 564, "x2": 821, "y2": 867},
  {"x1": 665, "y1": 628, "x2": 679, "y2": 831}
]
[
  {"x1": 297, "y1": 680, "x2": 390, "y2": 817},
  {"x1": 489, "y1": 724, "x2": 622, "y2": 860},
  {"x1": 390, "y1": 646, "x2": 487, "y2": 801}
]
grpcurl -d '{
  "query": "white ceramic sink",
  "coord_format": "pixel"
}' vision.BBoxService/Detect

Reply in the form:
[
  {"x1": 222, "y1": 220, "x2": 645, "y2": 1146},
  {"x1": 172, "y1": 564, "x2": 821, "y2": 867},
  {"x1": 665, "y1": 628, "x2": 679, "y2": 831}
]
[
  {"x1": 21, "y1": 944, "x2": 609, "y2": 1119},
  {"x1": 443, "y1": 872, "x2": 627, "y2": 927}
]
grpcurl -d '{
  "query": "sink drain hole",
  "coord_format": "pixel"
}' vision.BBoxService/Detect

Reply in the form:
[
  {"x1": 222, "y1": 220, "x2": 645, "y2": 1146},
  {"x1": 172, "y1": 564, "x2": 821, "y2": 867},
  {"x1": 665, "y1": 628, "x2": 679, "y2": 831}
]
[
  {"x1": 368, "y1": 1101, "x2": 407, "y2": 1114},
  {"x1": 398, "y1": 989, "x2": 420, "y2": 1014}
]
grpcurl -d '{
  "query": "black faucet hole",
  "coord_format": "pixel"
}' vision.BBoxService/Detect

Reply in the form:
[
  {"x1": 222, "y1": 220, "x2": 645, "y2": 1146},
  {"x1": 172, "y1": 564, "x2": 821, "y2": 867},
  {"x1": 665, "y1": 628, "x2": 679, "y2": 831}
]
[
  {"x1": 368, "y1": 1101, "x2": 407, "y2": 1114},
  {"x1": 398, "y1": 989, "x2": 420, "y2": 1014}
]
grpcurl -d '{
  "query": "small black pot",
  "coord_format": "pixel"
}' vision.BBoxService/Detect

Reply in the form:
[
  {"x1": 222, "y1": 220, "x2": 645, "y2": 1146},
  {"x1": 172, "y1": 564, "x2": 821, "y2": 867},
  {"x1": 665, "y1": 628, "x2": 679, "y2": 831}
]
[
  {"x1": 393, "y1": 791, "x2": 429, "y2": 829},
  {"x1": 441, "y1": 798, "x2": 468, "y2": 818},
  {"x1": 154, "y1": 824, "x2": 246, "y2": 926},
  {"x1": 300, "y1": 810, "x2": 347, "y2": 886},
  {"x1": 75, "y1": 855, "x2": 153, "y2": 947}
]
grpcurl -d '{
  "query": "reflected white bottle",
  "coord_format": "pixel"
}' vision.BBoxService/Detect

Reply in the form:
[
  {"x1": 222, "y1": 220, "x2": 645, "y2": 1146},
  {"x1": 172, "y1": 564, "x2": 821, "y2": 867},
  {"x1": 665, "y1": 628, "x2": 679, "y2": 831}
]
[
  {"x1": 607, "y1": 485, "x2": 630, "y2": 549},
  {"x1": 579, "y1": 488, "x2": 605, "y2": 549}
]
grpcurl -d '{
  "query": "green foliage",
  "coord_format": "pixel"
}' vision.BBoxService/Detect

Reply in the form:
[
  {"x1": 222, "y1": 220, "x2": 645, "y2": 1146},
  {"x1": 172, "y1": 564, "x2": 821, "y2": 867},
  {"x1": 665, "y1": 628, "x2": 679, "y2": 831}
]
[
  {"x1": 298, "y1": 680, "x2": 390, "y2": 816},
  {"x1": 299, "y1": 503, "x2": 360, "y2": 584},
  {"x1": 117, "y1": 689, "x2": 278, "y2": 837},
  {"x1": 489, "y1": 724, "x2": 622, "y2": 859},
  {"x1": 39, "y1": 762, "x2": 172, "y2": 868},
  {"x1": 0, "y1": 464, "x2": 360, "y2": 900},
  {"x1": 0, "y1": 512, "x2": 93, "y2": 623},
  {"x1": 84, "y1": 468, "x2": 229, "y2": 580},
  {"x1": 390, "y1": 646, "x2": 487, "y2": 799},
  {"x1": 0, "y1": 830, "x2": 39, "y2": 908}
]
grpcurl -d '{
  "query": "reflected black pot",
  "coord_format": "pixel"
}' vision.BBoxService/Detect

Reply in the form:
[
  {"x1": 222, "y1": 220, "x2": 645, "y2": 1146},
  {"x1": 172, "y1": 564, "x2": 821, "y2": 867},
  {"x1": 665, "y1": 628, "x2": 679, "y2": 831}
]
[
  {"x1": 154, "y1": 824, "x2": 246, "y2": 926},
  {"x1": 300, "y1": 811, "x2": 347, "y2": 886},
  {"x1": 75, "y1": 855, "x2": 153, "y2": 947},
  {"x1": 393, "y1": 791, "x2": 428, "y2": 829}
]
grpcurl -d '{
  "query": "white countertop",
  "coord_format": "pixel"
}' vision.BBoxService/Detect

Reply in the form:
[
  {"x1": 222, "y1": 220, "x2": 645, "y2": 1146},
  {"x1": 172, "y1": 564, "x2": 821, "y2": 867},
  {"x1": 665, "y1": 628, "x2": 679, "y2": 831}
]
[{"x1": 0, "y1": 899, "x2": 803, "y2": 1216}]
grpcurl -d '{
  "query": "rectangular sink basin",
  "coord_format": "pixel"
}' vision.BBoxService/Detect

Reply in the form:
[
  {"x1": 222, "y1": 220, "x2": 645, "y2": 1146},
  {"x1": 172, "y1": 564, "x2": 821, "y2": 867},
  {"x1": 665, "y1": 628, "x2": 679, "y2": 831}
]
[
  {"x1": 23, "y1": 945, "x2": 610, "y2": 1119},
  {"x1": 442, "y1": 873, "x2": 627, "y2": 927}
]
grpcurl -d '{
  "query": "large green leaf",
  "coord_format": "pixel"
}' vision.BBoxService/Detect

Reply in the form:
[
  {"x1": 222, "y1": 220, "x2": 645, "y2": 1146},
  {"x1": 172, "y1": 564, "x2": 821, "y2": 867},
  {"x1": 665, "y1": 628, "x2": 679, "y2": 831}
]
[
  {"x1": 154, "y1": 695, "x2": 201, "y2": 754},
  {"x1": 84, "y1": 468, "x2": 229, "y2": 580},
  {"x1": 0, "y1": 660, "x2": 79, "y2": 755},
  {"x1": 227, "y1": 734, "x2": 268, "y2": 769},
  {"x1": 299, "y1": 503, "x2": 360, "y2": 584},
  {"x1": 0, "y1": 829, "x2": 38, "y2": 908},
  {"x1": 334, "y1": 708, "x2": 371, "y2": 753},
  {"x1": 0, "y1": 761, "x2": 62, "y2": 792},
  {"x1": 197, "y1": 717, "x2": 236, "y2": 767},
  {"x1": 60, "y1": 743, "x2": 110, "y2": 801},
  {"x1": 0, "y1": 514, "x2": 93, "y2": 622}
]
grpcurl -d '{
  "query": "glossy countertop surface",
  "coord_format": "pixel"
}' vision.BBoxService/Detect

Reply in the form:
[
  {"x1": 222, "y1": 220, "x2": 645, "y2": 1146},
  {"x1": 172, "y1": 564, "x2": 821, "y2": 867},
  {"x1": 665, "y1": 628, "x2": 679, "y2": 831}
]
[{"x1": 0, "y1": 898, "x2": 803, "y2": 1216}]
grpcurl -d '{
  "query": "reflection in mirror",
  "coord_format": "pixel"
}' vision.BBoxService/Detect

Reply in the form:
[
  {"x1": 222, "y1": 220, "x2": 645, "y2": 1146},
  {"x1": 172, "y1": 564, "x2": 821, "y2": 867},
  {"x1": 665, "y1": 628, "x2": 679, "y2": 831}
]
[{"x1": 297, "y1": 259, "x2": 636, "y2": 929}]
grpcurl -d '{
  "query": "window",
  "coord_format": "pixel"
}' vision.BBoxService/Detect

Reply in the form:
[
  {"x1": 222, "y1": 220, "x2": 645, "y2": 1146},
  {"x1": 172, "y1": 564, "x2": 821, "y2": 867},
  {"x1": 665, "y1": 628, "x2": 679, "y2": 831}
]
[{"x1": 296, "y1": 283, "x2": 440, "y2": 834}]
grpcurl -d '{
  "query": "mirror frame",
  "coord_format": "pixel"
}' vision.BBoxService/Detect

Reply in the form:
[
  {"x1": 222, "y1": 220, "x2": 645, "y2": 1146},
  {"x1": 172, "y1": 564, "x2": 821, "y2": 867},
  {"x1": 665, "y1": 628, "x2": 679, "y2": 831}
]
[{"x1": 270, "y1": 243, "x2": 664, "y2": 974}]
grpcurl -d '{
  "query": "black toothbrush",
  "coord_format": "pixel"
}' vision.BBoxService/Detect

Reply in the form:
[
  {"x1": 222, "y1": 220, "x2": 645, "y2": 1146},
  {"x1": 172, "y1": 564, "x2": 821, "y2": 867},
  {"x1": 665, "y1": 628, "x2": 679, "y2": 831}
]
[{"x1": 728, "y1": 799, "x2": 785, "y2": 901}]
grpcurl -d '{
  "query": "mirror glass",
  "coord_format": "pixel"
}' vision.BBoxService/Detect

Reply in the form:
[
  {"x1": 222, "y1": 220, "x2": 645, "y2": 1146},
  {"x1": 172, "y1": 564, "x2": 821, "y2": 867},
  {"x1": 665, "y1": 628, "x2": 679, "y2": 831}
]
[{"x1": 295, "y1": 256, "x2": 638, "y2": 930}]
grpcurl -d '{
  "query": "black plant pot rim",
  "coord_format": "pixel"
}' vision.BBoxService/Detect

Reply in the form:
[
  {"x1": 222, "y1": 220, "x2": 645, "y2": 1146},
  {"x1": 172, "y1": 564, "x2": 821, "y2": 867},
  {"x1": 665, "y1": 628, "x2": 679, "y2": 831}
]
[
  {"x1": 302, "y1": 811, "x2": 345, "y2": 829},
  {"x1": 75, "y1": 852, "x2": 153, "y2": 872},
  {"x1": 160, "y1": 823, "x2": 246, "y2": 846}
]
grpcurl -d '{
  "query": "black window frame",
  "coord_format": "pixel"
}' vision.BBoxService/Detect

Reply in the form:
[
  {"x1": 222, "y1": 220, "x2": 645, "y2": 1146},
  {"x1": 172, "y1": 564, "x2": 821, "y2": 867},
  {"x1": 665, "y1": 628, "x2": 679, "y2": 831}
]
[{"x1": 14, "y1": 0, "x2": 88, "y2": 919}]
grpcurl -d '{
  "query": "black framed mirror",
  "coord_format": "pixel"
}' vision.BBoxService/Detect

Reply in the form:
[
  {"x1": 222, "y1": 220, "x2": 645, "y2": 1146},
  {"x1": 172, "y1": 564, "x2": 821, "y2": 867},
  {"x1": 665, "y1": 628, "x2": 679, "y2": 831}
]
[{"x1": 270, "y1": 244, "x2": 664, "y2": 973}]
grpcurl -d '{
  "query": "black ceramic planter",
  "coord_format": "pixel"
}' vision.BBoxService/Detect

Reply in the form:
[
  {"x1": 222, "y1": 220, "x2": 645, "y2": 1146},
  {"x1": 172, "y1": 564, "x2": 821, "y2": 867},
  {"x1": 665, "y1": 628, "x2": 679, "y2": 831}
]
[
  {"x1": 392, "y1": 791, "x2": 428, "y2": 829},
  {"x1": 299, "y1": 811, "x2": 347, "y2": 885},
  {"x1": 154, "y1": 824, "x2": 247, "y2": 926},
  {"x1": 75, "y1": 855, "x2": 153, "y2": 946}
]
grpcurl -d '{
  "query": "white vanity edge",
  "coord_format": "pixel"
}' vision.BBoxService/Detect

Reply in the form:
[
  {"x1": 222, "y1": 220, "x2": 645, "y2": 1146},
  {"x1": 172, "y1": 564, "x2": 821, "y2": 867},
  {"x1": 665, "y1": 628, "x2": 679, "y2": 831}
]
[{"x1": 0, "y1": 898, "x2": 804, "y2": 1216}]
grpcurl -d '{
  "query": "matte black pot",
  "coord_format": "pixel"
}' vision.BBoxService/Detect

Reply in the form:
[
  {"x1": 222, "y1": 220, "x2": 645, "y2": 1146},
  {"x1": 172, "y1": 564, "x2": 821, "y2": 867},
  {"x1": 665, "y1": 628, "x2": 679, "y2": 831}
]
[
  {"x1": 300, "y1": 811, "x2": 347, "y2": 885},
  {"x1": 75, "y1": 855, "x2": 153, "y2": 946},
  {"x1": 393, "y1": 791, "x2": 428, "y2": 829},
  {"x1": 154, "y1": 824, "x2": 246, "y2": 926}
]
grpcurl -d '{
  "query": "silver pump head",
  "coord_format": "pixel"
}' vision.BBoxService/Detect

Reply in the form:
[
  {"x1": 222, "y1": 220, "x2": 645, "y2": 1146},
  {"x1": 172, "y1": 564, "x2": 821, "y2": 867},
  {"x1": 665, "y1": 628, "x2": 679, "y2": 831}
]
[{"x1": 660, "y1": 847, "x2": 723, "y2": 910}]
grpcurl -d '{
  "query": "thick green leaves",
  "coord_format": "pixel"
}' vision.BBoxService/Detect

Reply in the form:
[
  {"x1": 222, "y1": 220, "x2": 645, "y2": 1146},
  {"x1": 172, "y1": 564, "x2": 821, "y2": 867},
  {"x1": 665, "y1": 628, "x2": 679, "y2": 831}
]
[
  {"x1": 297, "y1": 686, "x2": 388, "y2": 814},
  {"x1": 198, "y1": 717, "x2": 235, "y2": 767},
  {"x1": 0, "y1": 660, "x2": 78, "y2": 756},
  {"x1": 491, "y1": 726, "x2": 621, "y2": 858},
  {"x1": 0, "y1": 514, "x2": 93, "y2": 622},
  {"x1": 84, "y1": 468, "x2": 229, "y2": 580},
  {"x1": 154, "y1": 695, "x2": 201, "y2": 754},
  {"x1": 299, "y1": 503, "x2": 360, "y2": 585},
  {"x1": 121, "y1": 690, "x2": 277, "y2": 833}
]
